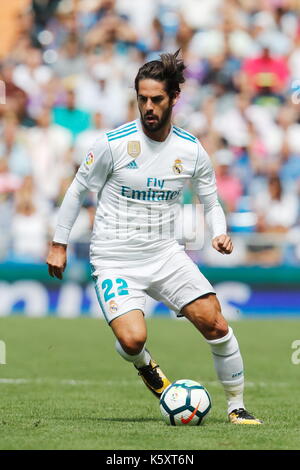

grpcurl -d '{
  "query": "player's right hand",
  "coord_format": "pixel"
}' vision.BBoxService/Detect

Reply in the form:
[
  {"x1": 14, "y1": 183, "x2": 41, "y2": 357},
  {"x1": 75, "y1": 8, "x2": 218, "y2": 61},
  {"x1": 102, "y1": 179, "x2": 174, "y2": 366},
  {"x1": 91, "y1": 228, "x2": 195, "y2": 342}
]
[
  {"x1": 46, "y1": 243, "x2": 67, "y2": 280},
  {"x1": 212, "y1": 234, "x2": 233, "y2": 255}
]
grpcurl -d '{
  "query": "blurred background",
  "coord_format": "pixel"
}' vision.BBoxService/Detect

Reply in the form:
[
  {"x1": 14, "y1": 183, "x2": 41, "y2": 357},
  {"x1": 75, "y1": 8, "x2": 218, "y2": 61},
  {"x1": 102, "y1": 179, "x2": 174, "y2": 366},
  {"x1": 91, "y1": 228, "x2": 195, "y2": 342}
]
[{"x1": 0, "y1": 0, "x2": 300, "y2": 318}]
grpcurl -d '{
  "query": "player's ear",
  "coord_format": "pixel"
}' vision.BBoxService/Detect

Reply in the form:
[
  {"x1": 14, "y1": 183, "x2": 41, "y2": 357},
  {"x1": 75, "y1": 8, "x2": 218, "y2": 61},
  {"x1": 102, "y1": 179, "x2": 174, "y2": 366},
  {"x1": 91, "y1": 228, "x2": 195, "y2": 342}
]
[{"x1": 171, "y1": 91, "x2": 180, "y2": 107}]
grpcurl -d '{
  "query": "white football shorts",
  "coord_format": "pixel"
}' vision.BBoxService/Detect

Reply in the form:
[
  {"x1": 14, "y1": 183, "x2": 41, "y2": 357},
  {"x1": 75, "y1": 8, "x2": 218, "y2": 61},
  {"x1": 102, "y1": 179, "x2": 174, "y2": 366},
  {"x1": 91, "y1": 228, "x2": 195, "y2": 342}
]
[{"x1": 91, "y1": 250, "x2": 215, "y2": 324}]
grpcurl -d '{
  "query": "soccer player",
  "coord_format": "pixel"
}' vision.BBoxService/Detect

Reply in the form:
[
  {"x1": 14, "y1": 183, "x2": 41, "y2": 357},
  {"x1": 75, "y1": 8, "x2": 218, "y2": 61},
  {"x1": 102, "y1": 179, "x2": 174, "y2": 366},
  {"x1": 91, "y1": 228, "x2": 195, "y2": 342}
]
[{"x1": 46, "y1": 51, "x2": 262, "y2": 425}]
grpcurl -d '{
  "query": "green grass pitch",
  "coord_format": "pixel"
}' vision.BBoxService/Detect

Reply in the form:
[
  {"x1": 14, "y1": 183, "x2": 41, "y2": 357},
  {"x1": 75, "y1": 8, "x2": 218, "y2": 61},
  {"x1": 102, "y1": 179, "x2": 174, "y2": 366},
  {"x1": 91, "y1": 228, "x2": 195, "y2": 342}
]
[{"x1": 0, "y1": 316, "x2": 299, "y2": 450}]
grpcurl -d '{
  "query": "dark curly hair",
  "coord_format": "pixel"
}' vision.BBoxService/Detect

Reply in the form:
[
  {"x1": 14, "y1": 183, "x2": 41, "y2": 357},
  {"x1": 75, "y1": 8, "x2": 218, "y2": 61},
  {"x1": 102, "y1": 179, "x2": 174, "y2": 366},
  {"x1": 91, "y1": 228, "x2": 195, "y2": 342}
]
[{"x1": 134, "y1": 50, "x2": 186, "y2": 99}]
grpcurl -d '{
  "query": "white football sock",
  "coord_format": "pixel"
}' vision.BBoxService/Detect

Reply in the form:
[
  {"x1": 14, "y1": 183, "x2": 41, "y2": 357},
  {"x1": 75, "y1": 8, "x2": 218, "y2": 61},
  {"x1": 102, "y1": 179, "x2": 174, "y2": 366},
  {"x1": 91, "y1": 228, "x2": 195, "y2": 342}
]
[
  {"x1": 115, "y1": 340, "x2": 151, "y2": 368},
  {"x1": 206, "y1": 327, "x2": 245, "y2": 414}
]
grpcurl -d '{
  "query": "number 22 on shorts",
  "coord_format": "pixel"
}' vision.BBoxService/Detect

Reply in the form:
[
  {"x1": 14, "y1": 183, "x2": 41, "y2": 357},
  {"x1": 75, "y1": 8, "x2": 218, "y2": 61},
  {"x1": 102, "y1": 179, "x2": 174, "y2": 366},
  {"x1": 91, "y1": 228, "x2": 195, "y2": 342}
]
[{"x1": 102, "y1": 278, "x2": 129, "y2": 302}]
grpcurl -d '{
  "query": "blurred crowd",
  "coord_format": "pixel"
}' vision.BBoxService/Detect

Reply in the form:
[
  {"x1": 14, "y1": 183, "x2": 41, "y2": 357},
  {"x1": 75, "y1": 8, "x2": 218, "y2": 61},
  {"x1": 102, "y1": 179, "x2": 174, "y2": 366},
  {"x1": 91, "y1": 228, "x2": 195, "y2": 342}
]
[{"x1": 0, "y1": 0, "x2": 300, "y2": 266}]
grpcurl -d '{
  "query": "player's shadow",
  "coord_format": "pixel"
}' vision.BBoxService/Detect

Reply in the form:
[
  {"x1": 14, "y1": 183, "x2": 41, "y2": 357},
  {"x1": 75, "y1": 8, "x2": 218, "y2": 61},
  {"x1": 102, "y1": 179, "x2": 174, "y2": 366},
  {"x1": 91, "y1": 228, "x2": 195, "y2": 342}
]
[
  {"x1": 53, "y1": 416, "x2": 160, "y2": 423},
  {"x1": 97, "y1": 417, "x2": 161, "y2": 423}
]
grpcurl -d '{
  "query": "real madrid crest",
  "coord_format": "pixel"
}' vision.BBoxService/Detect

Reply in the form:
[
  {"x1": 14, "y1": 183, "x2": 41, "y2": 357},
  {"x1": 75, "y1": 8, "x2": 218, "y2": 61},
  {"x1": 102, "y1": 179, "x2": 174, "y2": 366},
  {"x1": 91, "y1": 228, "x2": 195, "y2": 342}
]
[
  {"x1": 109, "y1": 300, "x2": 118, "y2": 314},
  {"x1": 173, "y1": 158, "x2": 183, "y2": 174},
  {"x1": 127, "y1": 141, "x2": 141, "y2": 158}
]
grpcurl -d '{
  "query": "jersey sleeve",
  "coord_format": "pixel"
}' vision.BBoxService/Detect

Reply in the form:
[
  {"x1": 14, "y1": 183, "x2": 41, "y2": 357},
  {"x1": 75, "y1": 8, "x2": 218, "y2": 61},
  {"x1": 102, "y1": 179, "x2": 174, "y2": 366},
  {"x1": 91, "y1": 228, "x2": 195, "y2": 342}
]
[
  {"x1": 75, "y1": 134, "x2": 113, "y2": 192},
  {"x1": 191, "y1": 141, "x2": 217, "y2": 197},
  {"x1": 53, "y1": 178, "x2": 89, "y2": 244},
  {"x1": 192, "y1": 141, "x2": 227, "y2": 238}
]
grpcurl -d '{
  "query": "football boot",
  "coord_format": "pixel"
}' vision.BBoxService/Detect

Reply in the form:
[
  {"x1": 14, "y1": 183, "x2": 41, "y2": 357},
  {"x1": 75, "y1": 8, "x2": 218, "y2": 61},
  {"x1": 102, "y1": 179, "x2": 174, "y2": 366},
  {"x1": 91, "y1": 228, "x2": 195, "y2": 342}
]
[
  {"x1": 136, "y1": 358, "x2": 171, "y2": 399},
  {"x1": 229, "y1": 408, "x2": 263, "y2": 425}
]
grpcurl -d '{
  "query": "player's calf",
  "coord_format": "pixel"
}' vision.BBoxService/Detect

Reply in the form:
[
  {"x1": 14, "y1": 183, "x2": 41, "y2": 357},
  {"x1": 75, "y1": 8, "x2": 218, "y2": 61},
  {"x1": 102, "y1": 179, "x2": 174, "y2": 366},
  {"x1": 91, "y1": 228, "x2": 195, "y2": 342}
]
[
  {"x1": 112, "y1": 309, "x2": 170, "y2": 398},
  {"x1": 111, "y1": 308, "x2": 147, "y2": 355}
]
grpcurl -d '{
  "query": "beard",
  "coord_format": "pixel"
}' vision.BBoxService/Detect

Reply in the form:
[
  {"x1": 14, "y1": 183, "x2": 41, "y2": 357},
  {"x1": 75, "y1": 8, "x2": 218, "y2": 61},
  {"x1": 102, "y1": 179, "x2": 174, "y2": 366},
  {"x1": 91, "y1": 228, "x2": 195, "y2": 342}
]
[{"x1": 140, "y1": 104, "x2": 173, "y2": 133}]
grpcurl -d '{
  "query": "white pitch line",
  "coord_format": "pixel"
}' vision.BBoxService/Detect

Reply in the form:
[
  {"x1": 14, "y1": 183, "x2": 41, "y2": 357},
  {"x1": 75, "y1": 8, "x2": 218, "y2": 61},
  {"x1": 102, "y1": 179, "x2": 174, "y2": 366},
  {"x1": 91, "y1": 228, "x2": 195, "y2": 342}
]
[
  {"x1": 0, "y1": 378, "x2": 290, "y2": 387},
  {"x1": 205, "y1": 380, "x2": 289, "y2": 388},
  {"x1": 0, "y1": 378, "x2": 29, "y2": 384},
  {"x1": 0, "y1": 378, "x2": 137, "y2": 386}
]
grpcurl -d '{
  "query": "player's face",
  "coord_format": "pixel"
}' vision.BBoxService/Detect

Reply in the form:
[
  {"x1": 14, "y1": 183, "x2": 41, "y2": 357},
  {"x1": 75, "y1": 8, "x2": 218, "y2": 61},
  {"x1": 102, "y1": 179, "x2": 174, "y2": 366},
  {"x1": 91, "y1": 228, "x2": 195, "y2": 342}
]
[{"x1": 137, "y1": 79, "x2": 177, "y2": 133}]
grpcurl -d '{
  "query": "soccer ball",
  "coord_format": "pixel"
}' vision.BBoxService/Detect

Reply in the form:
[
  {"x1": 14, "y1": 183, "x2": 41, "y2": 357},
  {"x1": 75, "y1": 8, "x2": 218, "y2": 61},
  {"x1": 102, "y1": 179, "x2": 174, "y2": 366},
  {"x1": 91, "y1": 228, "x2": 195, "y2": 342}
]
[{"x1": 159, "y1": 379, "x2": 211, "y2": 426}]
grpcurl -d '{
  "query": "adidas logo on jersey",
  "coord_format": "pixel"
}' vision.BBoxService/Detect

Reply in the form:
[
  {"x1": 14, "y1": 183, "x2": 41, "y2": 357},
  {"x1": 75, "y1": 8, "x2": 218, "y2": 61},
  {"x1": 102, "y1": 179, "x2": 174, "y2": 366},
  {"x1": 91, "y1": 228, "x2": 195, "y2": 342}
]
[{"x1": 126, "y1": 161, "x2": 138, "y2": 169}]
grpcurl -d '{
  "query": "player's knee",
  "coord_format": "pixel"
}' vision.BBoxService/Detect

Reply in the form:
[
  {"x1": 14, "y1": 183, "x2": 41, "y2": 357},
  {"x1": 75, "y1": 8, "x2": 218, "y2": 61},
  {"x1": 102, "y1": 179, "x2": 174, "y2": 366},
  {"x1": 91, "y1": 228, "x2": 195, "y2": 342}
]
[
  {"x1": 204, "y1": 316, "x2": 228, "y2": 340},
  {"x1": 203, "y1": 299, "x2": 228, "y2": 339},
  {"x1": 184, "y1": 294, "x2": 228, "y2": 340},
  {"x1": 118, "y1": 334, "x2": 146, "y2": 356}
]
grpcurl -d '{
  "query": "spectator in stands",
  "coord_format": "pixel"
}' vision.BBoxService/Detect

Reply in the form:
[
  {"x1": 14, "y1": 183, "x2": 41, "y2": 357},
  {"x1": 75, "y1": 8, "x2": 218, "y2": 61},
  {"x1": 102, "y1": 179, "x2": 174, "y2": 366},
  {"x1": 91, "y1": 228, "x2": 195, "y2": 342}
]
[
  {"x1": 85, "y1": 10, "x2": 138, "y2": 52},
  {"x1": 0, "y1": 156, "x2": 22, "y2": 196},
  {"x1": 213, "y1": 93, "x2": 251, "y2": 147},
  {"x1": 0, "y1": 113, "x2": 31, "y2": 177},
  {"x1": 241, "y1": 42, "x2": 290, "y2": 103},
  {"x1": 214, "y1": 147, "x2": 243, "y2": 213},
  {"x1": 74, "y1": 61, "x2": 129, "y2": 126},
  {"x1": 73, "y1": 112, "x2": 108, "y2": 167},
  {"x1": 0, "y1": 157, "x2": 22, "y2": 259},
  {"x1": 52, "y1": 88, "x2": 91, "y2": 142},
  {"x1": 26, "y1": 106, "x2": 72, "y2": 203},
  {"x1": 247, "y1": 174, "x2": 299, "y2": 266},
  {"x1": 254, "y1": 175, "x2": 299, "y2": 233},
  {"x1": 12, "y1": 46, "x2": 53, "y2": 119},
  {"x1": 11, "y1": 186, "x2": 49, "y2": 261},
  {"x1": 52, "y1": 33, "x2": 86, "y2": 79},
  {"x1": 0, "y1": 62, "x2": 35, "y2": 127}
]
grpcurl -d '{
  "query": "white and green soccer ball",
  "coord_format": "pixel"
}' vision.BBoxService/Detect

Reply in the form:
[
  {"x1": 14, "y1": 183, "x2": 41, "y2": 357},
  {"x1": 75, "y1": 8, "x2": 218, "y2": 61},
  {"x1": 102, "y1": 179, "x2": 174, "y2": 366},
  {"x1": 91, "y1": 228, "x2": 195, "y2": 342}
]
[{"x1": 159, "y1": 379, "x2": 211, "y2": 426}]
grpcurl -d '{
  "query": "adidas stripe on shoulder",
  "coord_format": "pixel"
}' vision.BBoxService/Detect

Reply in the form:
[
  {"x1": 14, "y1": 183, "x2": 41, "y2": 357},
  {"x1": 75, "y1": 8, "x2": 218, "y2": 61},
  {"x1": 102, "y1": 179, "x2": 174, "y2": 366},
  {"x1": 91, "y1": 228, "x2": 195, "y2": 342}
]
[
  {"x1": 173, "y1": 126, "x2": 197, "y2": 144},
  {"x1": 107, "y1": 121, "x2": 138, "y2": 142}
]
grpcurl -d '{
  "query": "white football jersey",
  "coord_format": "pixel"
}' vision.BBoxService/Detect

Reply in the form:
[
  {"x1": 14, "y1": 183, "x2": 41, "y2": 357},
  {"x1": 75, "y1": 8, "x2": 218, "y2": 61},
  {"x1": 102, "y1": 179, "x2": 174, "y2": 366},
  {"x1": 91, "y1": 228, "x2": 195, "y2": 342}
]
[{"x1": 76, "y1": 119, "x2": 217, "y2": 265}]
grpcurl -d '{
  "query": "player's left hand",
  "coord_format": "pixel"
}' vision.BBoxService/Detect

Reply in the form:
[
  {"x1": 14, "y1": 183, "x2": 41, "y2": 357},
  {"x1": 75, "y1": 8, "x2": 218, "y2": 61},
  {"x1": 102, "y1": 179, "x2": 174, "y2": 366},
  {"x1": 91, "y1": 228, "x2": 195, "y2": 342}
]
[{"x1": 212, "y1": 234, "x2": 233, "y2": 255}]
